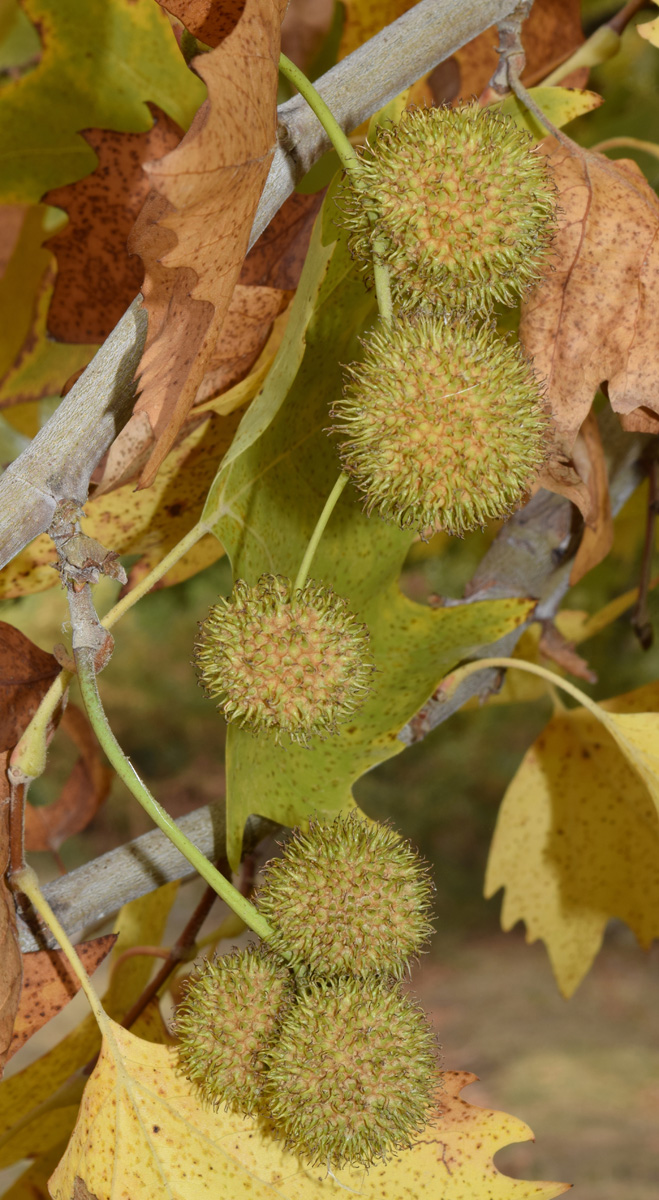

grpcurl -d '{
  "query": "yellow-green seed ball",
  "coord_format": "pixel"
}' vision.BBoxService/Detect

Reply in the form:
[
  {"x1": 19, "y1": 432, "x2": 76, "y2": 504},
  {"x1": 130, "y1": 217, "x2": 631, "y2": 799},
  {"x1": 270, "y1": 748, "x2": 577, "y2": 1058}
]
[
  {"x1": 264, "y1": 976, "x2": 440, "y2": 1168},
  {"x1": 331, "y1": 313, "x2": 548, "y2": 537},
  {"x1": 193, "y1": 575, "x2": 373, "y2": 746},
  {"x1": 339, "y1": 102, "x2": 557, "y2": 314}
]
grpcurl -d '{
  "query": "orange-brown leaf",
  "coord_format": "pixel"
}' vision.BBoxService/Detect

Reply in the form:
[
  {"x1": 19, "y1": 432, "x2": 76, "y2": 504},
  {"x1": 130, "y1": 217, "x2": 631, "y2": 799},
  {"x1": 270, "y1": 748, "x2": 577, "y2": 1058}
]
[
  {"x1": 7, "y1": 934, "x2": 117, "y2": 1064},
  {"x1": 129, "y1": 0, "x2": 287, "y2": 487},
  {"x1": 43, "y1": 113, "x2": 182, "y2": 344},
  {"x1": 24, "y1": 704, "x2": 113, "y2": 853},
  {"x1": 192, "y1": 283, "x2": 289, "y2": 405},
  {"x1": 158, "y1": 0, "x2": 246, "y2": 47},
  {"x1": 521, "y1": 141, "x2": 659, "y2": 447},
  {"x1": 0, "y1": 758, "x2": 22, "y2": 1075},
  {"x1": 0, "y1": 623, "x2": 59, "y2": 752}
]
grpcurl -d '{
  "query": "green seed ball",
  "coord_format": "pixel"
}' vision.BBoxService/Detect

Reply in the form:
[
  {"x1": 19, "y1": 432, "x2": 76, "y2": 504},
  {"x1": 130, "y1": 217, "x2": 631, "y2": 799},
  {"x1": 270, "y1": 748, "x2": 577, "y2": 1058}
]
[
  {"x1": 264, "y1": 977, "x2": 439, "y2": 1168},
  {"x1": 175, "y1": 946, "x2": 292, "y2": 1114},
  {"x1": 339, "y1": 102, "x2": 557, "y2": 314},
  {"x1": 255, "y1": 816, "x2": 434, "y2": 977},
  {"x1": 331, "y1": 312, "x2": 549, "y2": 537},
  {"x1": 193, "y1": 575, "x2": 373, "y2": 746}
]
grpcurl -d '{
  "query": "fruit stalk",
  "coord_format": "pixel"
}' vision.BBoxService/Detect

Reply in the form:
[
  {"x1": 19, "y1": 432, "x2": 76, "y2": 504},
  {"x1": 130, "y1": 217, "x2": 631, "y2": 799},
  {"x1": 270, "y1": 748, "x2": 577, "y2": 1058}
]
[{"x1": 74, "y1": 645, "x2": 274, "y2": 941}]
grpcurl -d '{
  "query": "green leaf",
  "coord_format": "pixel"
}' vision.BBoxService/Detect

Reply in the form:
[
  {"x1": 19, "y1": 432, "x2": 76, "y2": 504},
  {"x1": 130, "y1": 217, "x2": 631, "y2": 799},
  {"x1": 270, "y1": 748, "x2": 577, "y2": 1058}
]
[
  {"x1": 0, "y1": 0, "x2": 206, "y2": 203},
  {"x1": 203, "y1": 180, "x2": 534, "y2": 866},
  {"x1": 0, "y1": 0, "x2": 40, "y2": 71}
]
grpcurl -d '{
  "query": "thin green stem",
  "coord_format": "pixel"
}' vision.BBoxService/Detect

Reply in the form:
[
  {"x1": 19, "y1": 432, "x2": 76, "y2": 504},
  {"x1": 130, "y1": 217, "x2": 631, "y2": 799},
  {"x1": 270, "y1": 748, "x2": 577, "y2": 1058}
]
[
  {"x1": 373, "y1": 258, "x2": 393, "y2": 326},
  {"x1": 279, "y1": 53, "x2": 395, "y2": 329},
  {"x1": 294, "y1": 472, "x2": 349, "y2": 591},
  {"x1": 451, "y1": 656, "x2": 601, "y2": 717},
  {"x1": 14, "y1": 865, "x2": 108, "y2": 1029},
  {"x1": 74, "y1": 645, "x2": 274, "y2": 943},
  {"x1": 279, "y1": 53, "x2": 360, "y2": 174},
  {"x1": 11, "y1": 668, "x2": 73, "y2": 780},
  {"x1": 102, "y1": 520, "x2": 206, "y2": 631}
]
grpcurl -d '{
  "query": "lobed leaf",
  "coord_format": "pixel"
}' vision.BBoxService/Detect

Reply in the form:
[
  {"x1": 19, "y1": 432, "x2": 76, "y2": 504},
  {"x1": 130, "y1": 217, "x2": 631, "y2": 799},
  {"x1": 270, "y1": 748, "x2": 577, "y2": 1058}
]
[
  {"x1": 49, "y1": 1022, "x2": 569, "y2": 1200},
  {"x1": 486, "y1": 682, "x2": 659, "y2": 996},
  {"x1": 7, "y1": 934, "x2": 117, "y2": 1064},
  {"x1": 0, "y1": 0, "x2": 204, "y2": 204},
  {"x1": 128, "y1": 0, "x2": 287, "y2": 486},
  {"x1": 520, "y1": 140, "x2": 659, "y2": 447},
  {"x1": 0, "y1": 883, "x2": 177, "y2": 1171},
  {"x1": 203, "y1": 181, "x2": 533, "y2": 865}
]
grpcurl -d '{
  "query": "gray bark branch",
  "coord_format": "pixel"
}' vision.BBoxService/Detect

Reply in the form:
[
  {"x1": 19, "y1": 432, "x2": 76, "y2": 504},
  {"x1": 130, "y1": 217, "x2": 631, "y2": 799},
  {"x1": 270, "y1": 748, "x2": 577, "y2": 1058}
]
[
  {"x1": 0, "y1": 0, "x2": 518, "y2": 570},
  {"x1": 17, "y1": 809, "x2": 276, "y2": 952}
]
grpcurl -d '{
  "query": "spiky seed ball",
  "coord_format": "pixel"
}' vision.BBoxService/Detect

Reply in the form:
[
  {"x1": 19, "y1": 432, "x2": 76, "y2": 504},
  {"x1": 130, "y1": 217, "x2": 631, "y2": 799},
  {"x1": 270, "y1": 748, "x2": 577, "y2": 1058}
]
[
  {"x1": 339, "y1": 103, "x2": 556, "y2": 314},
  {"x1": 175, "y1": 946, "x2": 292, "y2": 1114},
  {"x1": 255, "y1": 815, "x2": 434, "y2": 976},
  {"x1": 193, "y1": 575, "x2": 373, "y2": 746},
  {"x1": 264, "y1": 977, "x2": 439, "y2": 1168},
  {"x1": 331, "y1": 312, "x2": 548, "y2": 537}
]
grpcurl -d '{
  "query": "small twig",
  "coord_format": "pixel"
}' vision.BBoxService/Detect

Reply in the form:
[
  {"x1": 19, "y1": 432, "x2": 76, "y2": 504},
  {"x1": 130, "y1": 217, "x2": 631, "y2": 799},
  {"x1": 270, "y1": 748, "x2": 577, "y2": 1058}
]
[
  {"x1": 631, "y1": 455, "x2": 659, "y2": 650},
  {"x1": 120, "y1": 866, "x2": 226, "y2": 1031},
  {"x1": 489, "y1": 0, "x2": 533, "y2": 96},
  {"x1": 608, "y1": 0, "x2": 650, "y2": 36}
]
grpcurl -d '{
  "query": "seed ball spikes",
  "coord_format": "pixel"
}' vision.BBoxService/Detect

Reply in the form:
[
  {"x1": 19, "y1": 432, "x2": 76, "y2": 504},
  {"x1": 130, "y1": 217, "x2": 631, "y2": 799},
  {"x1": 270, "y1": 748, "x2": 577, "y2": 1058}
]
[
  {"x1": 193, "y1": 575, "x2": 373, "y2": 746},
  {"x1": 255, "y1": 815, "x2": 434, "y2": 977},
  {"x1": 175, "y1": 946, "x2": 293, "y2": 1114},
  {"x1": 264, "y1": 976, "x2": 439, "y2": 1169},
  {"x1": 339, "y1": 102, "x2": 557, "y2": 314},
  {"x1": 331, "y1": 312, "x2": 549, "y2": 538}
]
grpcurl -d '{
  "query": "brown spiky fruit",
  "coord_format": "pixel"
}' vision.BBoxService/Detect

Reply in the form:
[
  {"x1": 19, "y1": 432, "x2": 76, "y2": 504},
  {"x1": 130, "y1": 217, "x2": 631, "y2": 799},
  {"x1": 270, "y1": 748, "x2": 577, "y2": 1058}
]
[
  {"x1": 175, "y1": 946, "x2": 292, "y2": 1114},
  {"x1": 331, "y1": 312, "x2": 548, "y2": 537},
  {"x1": 255, "y1": 815, "x2": 434, "y2": 977},
  {"x1": 339, "y1": 102, "x2": 556, "y2": 313},
  {"x1": 263, "y1": 976, "x2": 439, "y2": 1168},
  {"x1": 193, "y1": 575, "x2": 373, "y2": 746}
]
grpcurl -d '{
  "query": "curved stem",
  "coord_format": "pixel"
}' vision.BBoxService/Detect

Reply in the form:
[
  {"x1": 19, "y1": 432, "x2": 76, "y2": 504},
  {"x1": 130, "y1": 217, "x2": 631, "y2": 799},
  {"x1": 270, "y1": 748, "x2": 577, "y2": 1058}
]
[
  {"x1": 450, "y1": 655, "x2": 602, "y2": 718},
  {"x1": 373, "y1": 258, "x2": 393, "y2": 327},
  {"x1": 14, "y1": 865, "x2": 108, "y2": 1030},
  {"x1": 74, "y1": 645, "x2": 274, "y2": 943},
  {"x1": 101, "y1": 520, "x2": 207, "y2": 630},
  {"x1": 591, "y1": 136, "x2": 659, "y2": 163},
  {"x1": 294, "y1": 472, "x2": 349, "y2": 591},
  {"x1": 11, "y1": 668, "x2": 72, "y2": 780},
  {"x1": 278, "y1": 53, "x2": 395, "y2": 328},
  {"x1": 279, "y1": 53, "x2": 360, "y2": 173}
]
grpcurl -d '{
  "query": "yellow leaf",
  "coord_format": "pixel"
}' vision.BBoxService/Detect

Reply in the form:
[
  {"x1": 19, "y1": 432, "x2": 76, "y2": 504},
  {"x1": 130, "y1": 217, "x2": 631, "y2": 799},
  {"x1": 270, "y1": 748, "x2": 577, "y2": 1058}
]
[
  {"x1": 49, "y1": 1026, "x2": 568, "y2": 1200},
  {"x1": 0, "y1": 883, "x2": 177, "y2": 1170},
  {"x1": 638, "y1": 0, "x2": 659, "y2": 47},
  {"x1": 495, "y1": 87, "x2": 603, "y2": 140},
  {"x1": 486, "y1": 682, "x2": 659, "y2": 996},
  {"x1": 0, "y1": 412, "x2": 238, "y2": 598}
]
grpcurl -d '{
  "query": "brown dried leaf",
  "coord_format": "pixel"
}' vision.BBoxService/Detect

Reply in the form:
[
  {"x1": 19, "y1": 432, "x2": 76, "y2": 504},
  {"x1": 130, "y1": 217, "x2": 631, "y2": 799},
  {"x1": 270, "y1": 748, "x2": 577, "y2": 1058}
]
[
  {"x1": 0, "y1": 624, "x2": 59, "y2": 752},
  {"x1": 129, "y1": 0, "x2": 287, "y2": 487},
  {"x1": 455, "y1": 0, "x2": 584, "y2": 99},
  {"x1": 192, "y1": 283, "x2": 289, "y2": 405},
  {"x1": 1, "y1": 759, "x2": 22, "y2": 1075},
  {"x1": 568, "y1": 409, "x2": 613, "y2": 584},
  {"x1": 521, "y1": 141, "x2": 659, "y2": 447},
  {"x1": 43, "y1": 113, "x2": 182, "y2": 345},
  {"x1": 7, "y1": 934, "x2": 117, "y2": 1064},
  {"x1": 24, "y1": 704, "x2": 113, "y2": 853},
  {"x1": 158, "y1": 0, "x2": 246, "y2": 47},
  {"x1": 538, "y1": 620, "x2": 597, "y2": 684},
  {"x1": 238, "y1": 190, "x2": 324, "y2": 291}
]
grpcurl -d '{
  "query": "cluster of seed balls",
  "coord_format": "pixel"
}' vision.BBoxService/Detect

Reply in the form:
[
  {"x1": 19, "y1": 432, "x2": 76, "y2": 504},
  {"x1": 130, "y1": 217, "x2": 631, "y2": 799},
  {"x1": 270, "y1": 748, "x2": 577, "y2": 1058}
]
[
  {"x1": 176, "y1": 816, "x2": 438, "y2": 1169},
  {"x1": 331, "y1": 101, "x2": 558, "y2": 538}
]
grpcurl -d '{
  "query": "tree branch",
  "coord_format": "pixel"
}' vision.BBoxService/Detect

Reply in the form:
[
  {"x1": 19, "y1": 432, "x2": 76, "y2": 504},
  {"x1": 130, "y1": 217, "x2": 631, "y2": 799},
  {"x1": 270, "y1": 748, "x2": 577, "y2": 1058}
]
[
  {"x1": 16, "y1": 808, "x2": 276, "y2": 952},
  {"x1": 0, "y1": 0, "x2": 519, "y2": 571},
  {"x1": 401, "y1": 409, "x2": 649, "y2": 742}
]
